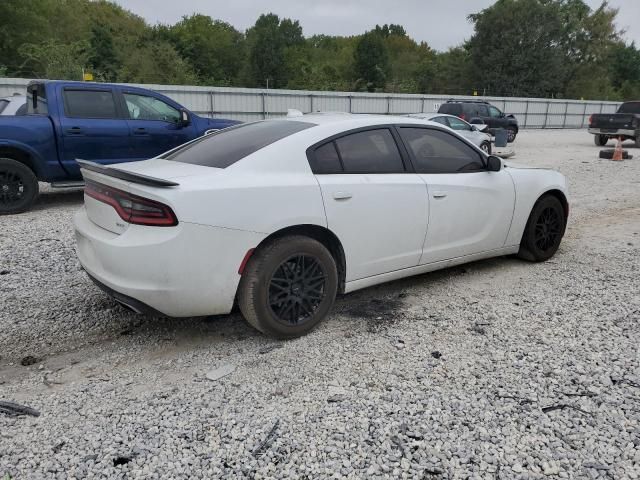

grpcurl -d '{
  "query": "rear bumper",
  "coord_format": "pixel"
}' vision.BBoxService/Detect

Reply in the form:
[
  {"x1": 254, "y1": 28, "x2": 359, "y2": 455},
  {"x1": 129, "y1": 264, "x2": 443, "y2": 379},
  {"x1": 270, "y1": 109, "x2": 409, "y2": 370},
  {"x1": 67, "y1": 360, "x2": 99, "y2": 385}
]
[
  {"x1": 74, "y1": 208, "x2": 265, "y2": 317},
  {"x1": 589, "y1": 128, "x2": 636, "y2": 137}
]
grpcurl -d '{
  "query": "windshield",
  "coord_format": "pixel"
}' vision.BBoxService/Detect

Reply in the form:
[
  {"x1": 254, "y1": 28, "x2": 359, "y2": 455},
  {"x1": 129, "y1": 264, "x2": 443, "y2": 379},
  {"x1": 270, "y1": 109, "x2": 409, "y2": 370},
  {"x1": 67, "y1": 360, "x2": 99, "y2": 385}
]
[
  {"x1": 162, "y1": 120, "x2": 316, "y2": 168},
  {"x1": 618, "y1": 102, "x2": 640, "y2": 114}
]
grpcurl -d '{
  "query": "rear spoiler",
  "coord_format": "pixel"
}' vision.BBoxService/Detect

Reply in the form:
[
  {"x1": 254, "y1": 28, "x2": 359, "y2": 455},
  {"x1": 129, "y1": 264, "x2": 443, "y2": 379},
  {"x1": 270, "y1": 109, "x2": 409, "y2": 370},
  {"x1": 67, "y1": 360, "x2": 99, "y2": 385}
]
[{"x1": 76, "y1": 159, "x2": 180, "y2": 187}]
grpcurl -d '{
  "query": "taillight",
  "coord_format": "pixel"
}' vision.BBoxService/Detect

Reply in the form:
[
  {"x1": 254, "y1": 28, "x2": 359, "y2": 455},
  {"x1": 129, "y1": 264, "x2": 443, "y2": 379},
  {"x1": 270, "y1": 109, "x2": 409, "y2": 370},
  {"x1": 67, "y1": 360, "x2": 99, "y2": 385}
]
[
  {"x1": 84, "y1": 180, "x2": 178, "y2": 227},
  {"x1": 588, "y1": 114, "x2": 593, "y2": 126},
  {"x1": 459, "y1": 113, "x2": 466, "y2": 121}
]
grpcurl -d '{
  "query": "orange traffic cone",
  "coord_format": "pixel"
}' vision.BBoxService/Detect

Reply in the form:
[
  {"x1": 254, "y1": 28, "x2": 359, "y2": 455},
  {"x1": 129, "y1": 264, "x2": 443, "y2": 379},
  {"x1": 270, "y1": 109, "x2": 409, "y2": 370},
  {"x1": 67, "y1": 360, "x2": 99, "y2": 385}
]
[{"x1": 612, "y1": 136, "x2": 624, "y2": 161}]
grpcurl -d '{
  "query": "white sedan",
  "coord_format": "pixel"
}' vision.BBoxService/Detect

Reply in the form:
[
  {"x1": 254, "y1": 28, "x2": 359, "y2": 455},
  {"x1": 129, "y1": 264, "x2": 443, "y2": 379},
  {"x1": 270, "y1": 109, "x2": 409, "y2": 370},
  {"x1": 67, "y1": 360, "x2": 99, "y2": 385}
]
[
  {"x1": 74, "y1": 114, "x2": 569, "y2": 338},
  {"x1": 0, "y1": 94, "x2": 26, "y2": 115},
  {"x1": 408, "y1": 112, "x2": 493, "y2": 153}
]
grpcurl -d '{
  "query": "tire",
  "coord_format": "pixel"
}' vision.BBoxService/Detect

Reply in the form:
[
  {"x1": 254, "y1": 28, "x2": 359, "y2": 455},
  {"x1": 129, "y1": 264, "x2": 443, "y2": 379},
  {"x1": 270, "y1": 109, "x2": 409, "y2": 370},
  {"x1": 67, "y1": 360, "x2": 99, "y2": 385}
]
[
  {"x1": 636, "y1": 131, "x2": 640, "y2": 148},
  {"x1": 480, "y1": 141, "x2": 492, "y2": 154},
  {"x1": 594, "y1": 134, "x2": 609, "y2": 147},
  {"x1": 238, "y1": 235, "x2": 338, "y2": 338},
  {"x1": 506, "y1": 127, "x2": 517, "y2": 143},
  {"x1": 517, "y1": 195, "x2": 566, "y2": 262},
  {"x1": 0, "y1": 157, "x2": 39, "y2": 215}
]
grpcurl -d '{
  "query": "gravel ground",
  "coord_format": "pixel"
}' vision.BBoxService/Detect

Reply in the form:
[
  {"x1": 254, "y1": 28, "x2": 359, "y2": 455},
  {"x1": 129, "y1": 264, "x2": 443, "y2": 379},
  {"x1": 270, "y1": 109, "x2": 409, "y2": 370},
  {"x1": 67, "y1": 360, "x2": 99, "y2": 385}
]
[{"x1": 1, "y1": 129, "x2": 639, "y2": 479}]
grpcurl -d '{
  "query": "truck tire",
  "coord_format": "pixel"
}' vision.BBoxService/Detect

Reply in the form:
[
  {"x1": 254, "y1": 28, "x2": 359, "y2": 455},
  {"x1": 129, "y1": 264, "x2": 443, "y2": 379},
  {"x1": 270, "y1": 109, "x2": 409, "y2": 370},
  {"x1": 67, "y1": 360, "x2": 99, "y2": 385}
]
[
  {"x1": 594, "y1": 135, "x2": 609, "y2": 147},
  {"x1": 0, "y1": 157, "x2": 39, "y2": 214}
]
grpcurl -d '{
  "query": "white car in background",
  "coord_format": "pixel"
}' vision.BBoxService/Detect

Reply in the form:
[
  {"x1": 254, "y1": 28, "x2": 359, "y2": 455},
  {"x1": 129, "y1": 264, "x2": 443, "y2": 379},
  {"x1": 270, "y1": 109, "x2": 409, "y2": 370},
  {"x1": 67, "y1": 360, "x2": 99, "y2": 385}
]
[
  {"x1": 74, "y1": 114, "x2": 568, "y2": 338},
  {"x1": 408, "y1": 112, "x2": 492, "y2": 153},
  {"x1": 0, "y1": 94, "x2": 27, "y2": 115}
]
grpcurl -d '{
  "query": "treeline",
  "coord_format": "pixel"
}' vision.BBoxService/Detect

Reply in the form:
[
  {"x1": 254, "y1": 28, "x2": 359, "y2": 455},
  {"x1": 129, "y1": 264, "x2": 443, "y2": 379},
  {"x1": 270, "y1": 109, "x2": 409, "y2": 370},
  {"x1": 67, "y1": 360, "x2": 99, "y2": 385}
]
[{"x1": 1, "y1": 0, "x2": 639, "y2": 100}]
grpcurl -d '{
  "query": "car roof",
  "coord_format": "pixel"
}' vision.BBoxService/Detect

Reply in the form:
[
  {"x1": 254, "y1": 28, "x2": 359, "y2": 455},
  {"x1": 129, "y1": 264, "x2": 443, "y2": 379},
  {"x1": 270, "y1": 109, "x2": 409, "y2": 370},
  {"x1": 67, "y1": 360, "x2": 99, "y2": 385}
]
[{"x1": 281, "y1": 112, "x2": 444, "y2": 128}]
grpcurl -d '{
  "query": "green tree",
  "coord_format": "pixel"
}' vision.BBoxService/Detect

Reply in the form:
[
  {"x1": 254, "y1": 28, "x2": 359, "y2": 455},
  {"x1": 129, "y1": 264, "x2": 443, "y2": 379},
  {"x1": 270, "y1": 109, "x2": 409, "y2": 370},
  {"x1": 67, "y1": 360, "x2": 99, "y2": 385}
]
[
  {"x1": 88, "y1": 25, "x2": 118, "y2": 81},
  {"x1": 163, "y1": 15, "x2": 244, "y2": 85},
  {"x1": 353, "y1": 31, "x2": 389, "y2": 92},
  {"x1": 18, "y1": 40, "x2": 88, "y2": 80},
  {"x1": 245, "y1": 13, "x2": 303, "y2": 88}
]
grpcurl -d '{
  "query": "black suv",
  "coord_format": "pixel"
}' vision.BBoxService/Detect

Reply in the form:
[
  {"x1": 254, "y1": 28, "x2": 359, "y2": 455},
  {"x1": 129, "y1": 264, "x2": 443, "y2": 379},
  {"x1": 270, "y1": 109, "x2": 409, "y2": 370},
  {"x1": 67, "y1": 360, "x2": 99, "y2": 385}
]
[{"x1": 438, "y1": 100, "x2": 519, "y2": 143}]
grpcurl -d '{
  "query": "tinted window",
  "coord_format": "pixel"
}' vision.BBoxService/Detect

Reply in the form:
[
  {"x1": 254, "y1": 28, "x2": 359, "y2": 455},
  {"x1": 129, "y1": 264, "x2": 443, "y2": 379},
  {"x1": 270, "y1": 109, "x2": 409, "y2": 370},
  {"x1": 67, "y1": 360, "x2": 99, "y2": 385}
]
[
  {"x1": 488, "y1": 106, "x2": 502, "y2": 118},
  {"x1": 399, "y1": 127, "x2": 485, "y2": 174},
  {"x1": 124, "y1": 93, "x2": 180, "y2": 123},
  {"x1": 163, "y1": 120, "x2": 315, "y2": 168},
  {"x1": 474, "y1": 105, "x2": 489, "y2": 117},
  {"x1": 618, "y1": 102, "x2": 640, "y2": 114},
  {"x1": 311, "y1": 142, "x2": 342, "y2": 174},
  {"x1": 447, "y1": 117, "x2": 472, "y2": 131},
  {"x1": 64, "y1": 90, "x2": 117, "y2": 119},
  {"x1": 0, "y1": 100, "x2": 8, "y2": 114},
  {"x1": 439, "y1": 104, "x2": 461, "y2": 115},
  {"x1": 334, "y1": 129, "x2": 404, "y2": 174}
]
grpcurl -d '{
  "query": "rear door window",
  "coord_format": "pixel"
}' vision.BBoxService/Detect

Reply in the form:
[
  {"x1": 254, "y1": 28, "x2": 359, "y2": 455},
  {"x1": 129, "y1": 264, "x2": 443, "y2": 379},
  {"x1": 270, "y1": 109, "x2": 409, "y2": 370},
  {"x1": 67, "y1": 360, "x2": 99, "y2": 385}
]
[
  {"x1": 399, "y1": 127, "x2": 485, "y2": 174},
  {"x1": 438, "y1": 104, "x2": 461, "y2": 115},
  {"x1": 163, "y1": 120, "x2": 315, "y2": 168},
  {"x1": 618, "y1": 102, "x2": 640, "y2": 114},
  {"x1": 334, "y1": 129, "x2": 405, "y2": 174},
  {"x1": 63, "y1": 90, "x2": 118, "y2": 119},
  {"x1": 475, "y1": 105, "x2": 489, "y2": 117}
]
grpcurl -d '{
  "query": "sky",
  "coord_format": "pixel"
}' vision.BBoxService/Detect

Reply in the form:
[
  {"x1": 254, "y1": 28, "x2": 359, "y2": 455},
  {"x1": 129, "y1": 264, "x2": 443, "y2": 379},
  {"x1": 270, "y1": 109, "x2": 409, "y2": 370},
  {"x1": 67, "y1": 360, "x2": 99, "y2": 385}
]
[{"x1": 112, "y1": 0, "x2": 640, "y2": 51}]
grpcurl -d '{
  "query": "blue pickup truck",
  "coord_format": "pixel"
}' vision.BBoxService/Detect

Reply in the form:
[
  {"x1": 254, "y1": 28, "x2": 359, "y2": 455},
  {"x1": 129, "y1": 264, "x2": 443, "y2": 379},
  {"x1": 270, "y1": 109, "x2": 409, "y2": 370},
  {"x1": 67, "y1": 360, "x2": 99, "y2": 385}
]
[{"x1": 0, "y1": 80, "x2": 239, "y2": 214}]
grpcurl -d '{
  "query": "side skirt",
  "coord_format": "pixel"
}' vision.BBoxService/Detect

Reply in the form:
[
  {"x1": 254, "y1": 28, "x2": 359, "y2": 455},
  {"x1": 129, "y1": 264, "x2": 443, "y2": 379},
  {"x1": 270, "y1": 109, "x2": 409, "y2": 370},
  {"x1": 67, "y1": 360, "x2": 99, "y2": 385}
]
[{"x1": 344, "y1": 246, "x2": 520, "y2": 294}]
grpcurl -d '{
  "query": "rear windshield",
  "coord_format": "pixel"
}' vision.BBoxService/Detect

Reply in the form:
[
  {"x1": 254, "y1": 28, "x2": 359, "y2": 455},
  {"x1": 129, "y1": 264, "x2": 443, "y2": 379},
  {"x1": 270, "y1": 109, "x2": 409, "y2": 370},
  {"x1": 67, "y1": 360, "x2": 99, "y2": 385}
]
[
  {"x1": 162, "y1": 120, "x2": 315, "y2": 168},
  {"x1": 618, "y1": 102, "x2": 640, "y2": 114},
  {"x1": 0, "y1": 100, "x2": 8, "y2": 114},
  {"x1": 438, "y1": 103, "x2": 462, "y2": 115}
]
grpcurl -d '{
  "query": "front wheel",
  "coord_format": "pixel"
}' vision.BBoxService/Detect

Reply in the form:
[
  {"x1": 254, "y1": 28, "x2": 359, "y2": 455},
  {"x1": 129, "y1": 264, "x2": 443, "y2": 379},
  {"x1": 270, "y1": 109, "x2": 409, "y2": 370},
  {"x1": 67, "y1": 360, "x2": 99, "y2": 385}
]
[
  {"x1": 594, "y1": 134, "x2": 609, "y2": 147},
  {"x1": 238, "y1": 235, "x2": 338, "y2": 338},
  {"x1": 517, "y1": 195, "x2": 566, "y2": 262},
  {"x1": 480, "y1": 141, "x2": 492, "y2": 154},
  {"x1": 506, "y1": 127, "x2": 517, "y2": 143},
  {"x1": 0, "y1": 157, "x2": 39, "y2": 215}
]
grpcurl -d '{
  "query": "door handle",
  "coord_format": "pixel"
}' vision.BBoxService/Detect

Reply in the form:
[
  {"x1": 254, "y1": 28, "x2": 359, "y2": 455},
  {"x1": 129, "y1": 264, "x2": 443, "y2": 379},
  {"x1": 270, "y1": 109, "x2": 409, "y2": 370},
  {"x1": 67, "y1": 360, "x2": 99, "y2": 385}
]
[
  {"x1": 333, "y1": 191, "x2": 352, "y2": 200},
  {"x1": 133, "y1": 128, "x2": 148, "y2": 135},
  {"x1": 67, "y1": 127, "x2": 84, "y2": 135},
  {"x1": 433, "y1": 191, "x2": 447, "y2": 199}
]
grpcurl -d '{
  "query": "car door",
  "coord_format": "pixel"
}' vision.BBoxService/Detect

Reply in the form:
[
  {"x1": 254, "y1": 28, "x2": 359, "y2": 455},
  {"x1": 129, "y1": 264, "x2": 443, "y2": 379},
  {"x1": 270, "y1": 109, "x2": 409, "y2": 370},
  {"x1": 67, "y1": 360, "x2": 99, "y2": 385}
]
[
  {"x1": 309, "y1": 127, "x2": 429, "y2": 281},
  {"x1": 58, "y1": 87, "x2": 131, "y2": 177},
  {"x1": 488, "y1": 104, "x2": 508, "y2": 129},
  {"x1": 122, "y1": 91, "x2": 196, "y2": 160},
  {"x1": 396, "y1": 126, "x2": 515, "y2": 264}
]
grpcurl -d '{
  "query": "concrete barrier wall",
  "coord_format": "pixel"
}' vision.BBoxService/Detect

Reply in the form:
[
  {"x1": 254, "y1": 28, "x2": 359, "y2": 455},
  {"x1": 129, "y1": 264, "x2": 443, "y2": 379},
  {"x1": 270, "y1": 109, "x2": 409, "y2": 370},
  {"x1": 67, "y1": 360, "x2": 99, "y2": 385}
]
[{"x1": 0, "y1": 77, "x2": 621, "y2": 128}]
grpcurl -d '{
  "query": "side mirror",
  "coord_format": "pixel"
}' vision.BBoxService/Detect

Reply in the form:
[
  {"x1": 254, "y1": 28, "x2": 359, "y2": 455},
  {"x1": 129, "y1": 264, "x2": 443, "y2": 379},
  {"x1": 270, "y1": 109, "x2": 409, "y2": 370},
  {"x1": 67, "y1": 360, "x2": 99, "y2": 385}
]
[
  {"x1": 471, "y1": 125, "x2": 478, "y2": 131},
  {"x1": 486, "y1": 155, "x2": 502, "y2": 172},
  {"x1": 179, "y1": 109, "x2": 190, "y2": 127}
]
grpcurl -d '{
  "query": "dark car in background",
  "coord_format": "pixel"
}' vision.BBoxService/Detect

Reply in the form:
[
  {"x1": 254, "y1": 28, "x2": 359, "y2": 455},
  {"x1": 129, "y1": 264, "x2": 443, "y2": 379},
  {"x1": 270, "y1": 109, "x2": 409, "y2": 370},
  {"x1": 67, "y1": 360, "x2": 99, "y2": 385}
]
[
  {"x1": 438, "y1": 100, "x2": 519, "y2": 143},
  {"x1": 589, "y1": 101, "x2": 640, "y2": 146}
]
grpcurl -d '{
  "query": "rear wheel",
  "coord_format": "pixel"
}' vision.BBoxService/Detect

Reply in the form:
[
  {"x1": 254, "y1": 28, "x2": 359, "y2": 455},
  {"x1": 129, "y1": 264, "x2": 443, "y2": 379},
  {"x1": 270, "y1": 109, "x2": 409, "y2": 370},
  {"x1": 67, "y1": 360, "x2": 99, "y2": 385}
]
[
  {"x1": 238, "y1": 235, "x2": 338, "y2": 338},
  {"x1": 594, "y1": 134, "x2": 609, "y2": 147},
  {"x1": 517, "y1": 195, "x2": 566, "y2": 262},
  {"x1": 0, "y1": 157, "x2": 39, "y2": 215},
  {"x1": 506, "y1": 127, "x2": 517, "y2": 143}
]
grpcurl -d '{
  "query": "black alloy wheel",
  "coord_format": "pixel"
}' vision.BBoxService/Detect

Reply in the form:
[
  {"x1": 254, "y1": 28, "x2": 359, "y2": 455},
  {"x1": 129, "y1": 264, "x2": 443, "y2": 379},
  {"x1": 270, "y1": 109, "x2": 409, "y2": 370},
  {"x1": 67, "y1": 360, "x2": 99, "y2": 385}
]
[
  {"x1": 268, "y1": 254, "x2": 326, "y2": 325},
  {"x1": 517, "y1": 195, "x2": 566, "y2": 262},
  {"x1": 238, "y1": 235, "x2": 338, "y2": 338},
  {"x1": 534, "y1": 207, "x2": 562, "y2": 252},
  {"x1": 0, "y1": 157, "x2": 39, "y2": 214}
]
